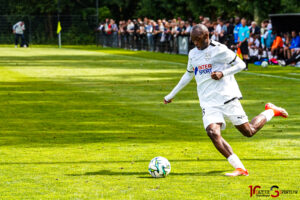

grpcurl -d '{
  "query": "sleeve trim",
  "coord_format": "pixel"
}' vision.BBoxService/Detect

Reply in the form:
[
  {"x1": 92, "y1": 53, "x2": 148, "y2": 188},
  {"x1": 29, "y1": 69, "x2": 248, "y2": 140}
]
[
  {"x1": 228, "y1": 55, "x2": 237, "y2": 65},
  {"x1": 187, "y1": 70, "x2": 193, "y2": 73}
]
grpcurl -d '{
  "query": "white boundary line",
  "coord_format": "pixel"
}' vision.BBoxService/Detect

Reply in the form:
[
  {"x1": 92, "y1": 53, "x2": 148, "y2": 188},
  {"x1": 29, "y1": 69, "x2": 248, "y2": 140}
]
[{"x1": 241, "y1": 72, "x2": 300, "y2": 81}]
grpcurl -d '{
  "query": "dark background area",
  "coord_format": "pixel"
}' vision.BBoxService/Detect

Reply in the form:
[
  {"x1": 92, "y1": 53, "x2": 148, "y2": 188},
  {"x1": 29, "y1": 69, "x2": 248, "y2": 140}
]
[{"x1": 270, "y1": 14, "x2": 300, "y2": 33}]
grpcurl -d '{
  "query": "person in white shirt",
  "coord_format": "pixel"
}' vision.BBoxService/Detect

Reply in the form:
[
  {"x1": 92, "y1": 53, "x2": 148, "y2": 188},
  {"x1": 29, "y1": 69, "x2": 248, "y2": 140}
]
[
  {"x1": 164, "y1": 24, "x2": 288, "y2": 176},
  {"x1": 13, "y1": 21, "x2": 26, "y2": 48},
  {"x1": 248, "y1": 34, "x2": 260, "y2": 61},
  {"x1": 211, "y1": 31, "x2": 219, "y2": 42}
]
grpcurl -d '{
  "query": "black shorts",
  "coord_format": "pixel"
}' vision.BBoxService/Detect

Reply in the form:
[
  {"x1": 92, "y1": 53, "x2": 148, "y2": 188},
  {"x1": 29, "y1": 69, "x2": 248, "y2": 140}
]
[{"x1": 240, "y1": 41, "x2": 249, "y2": 55}]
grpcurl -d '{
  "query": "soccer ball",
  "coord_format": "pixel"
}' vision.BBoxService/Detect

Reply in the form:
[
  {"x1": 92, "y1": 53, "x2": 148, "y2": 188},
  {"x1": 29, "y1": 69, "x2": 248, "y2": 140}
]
[
  {"x1": 148, "y1": 156, "x2": 171, "y2": 178},
  {"x1": 261, "y1": 61, "x2": 268, "y2": 68}
]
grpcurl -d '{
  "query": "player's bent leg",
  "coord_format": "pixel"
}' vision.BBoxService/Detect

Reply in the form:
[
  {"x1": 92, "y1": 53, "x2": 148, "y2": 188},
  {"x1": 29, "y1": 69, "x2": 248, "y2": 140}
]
[
  {"x1": 206, "y1": 123, "x2": 233, "y2": 158},
  {"x1": 235, "y1": 113, "x2": 267, "y2": 137},
  {"x1": 235, "y1": 122, "x2": 254, "y2": 137},
  {"x1": 235, "y1": 103, "x2": 288, "y2": 137},
  {"x1": 206, "y1": 123, "x2": 248, "y2": 176}
]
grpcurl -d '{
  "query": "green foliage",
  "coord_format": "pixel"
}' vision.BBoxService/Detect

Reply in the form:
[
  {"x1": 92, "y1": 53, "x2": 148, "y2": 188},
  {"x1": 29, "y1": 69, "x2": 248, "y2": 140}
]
[
  {"x1": 1, "y1": 0, "x2": 299, "y2": 21},
  {"x1": 98, "y1": 6, "x2": 112, "y2": 22}
]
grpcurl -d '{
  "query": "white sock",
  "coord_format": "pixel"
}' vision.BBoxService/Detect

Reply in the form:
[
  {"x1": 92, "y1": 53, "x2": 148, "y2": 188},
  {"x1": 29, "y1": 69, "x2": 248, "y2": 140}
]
[
  {"x1": 227, "y1": 154, "x2": 246, "y2": 170},
  {"x1": 261, "y1": 109, "x2": 274, "y2": 122}
]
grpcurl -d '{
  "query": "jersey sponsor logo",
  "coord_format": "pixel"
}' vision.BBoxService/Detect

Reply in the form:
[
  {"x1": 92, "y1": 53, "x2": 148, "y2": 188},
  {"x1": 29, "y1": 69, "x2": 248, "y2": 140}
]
[{"x1": 194, "y1": 64, "x2": 212, "y2": 75}]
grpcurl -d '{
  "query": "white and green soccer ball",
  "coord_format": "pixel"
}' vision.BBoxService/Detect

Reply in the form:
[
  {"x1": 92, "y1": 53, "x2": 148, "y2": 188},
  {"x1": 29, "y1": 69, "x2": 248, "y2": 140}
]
[
  {"x1": 148, "y1": 156, "x2": 171, "y2": 178},
  {"x1": 261, "y1": 61, "x2": 268, "y2": 68}
]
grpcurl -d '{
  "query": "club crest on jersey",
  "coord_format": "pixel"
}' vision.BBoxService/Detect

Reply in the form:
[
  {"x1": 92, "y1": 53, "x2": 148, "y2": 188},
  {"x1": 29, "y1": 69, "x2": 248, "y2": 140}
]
[
  {"x1": 194, "y1": 64, "x2": 212, "y2": 75},
  {"x1": 204, "y1": 53, "x2": 211, "y2": 61}
]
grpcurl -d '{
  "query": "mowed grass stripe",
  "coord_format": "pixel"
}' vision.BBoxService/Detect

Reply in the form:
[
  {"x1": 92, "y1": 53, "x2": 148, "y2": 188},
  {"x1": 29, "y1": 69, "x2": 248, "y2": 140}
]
[{"x1": 69, "y1": 46, "x2": 300, "y2": 81}]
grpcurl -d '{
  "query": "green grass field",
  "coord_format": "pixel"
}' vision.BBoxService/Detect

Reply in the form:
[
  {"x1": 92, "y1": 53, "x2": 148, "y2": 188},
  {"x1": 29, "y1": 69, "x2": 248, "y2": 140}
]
[{"x1": 0, "y1": 46, "x2": 299, "y2": 200}]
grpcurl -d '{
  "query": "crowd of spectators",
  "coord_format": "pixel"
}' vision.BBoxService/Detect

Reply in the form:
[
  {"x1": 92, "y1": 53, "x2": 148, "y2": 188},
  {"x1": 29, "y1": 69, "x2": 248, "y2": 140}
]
[{"x1": 97, "y1": 16, "x2": 300, "y2": 66}]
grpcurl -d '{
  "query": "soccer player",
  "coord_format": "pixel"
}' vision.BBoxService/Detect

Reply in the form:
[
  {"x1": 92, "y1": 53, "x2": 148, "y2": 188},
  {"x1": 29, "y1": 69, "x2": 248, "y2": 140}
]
[{"x1": 164, "y1": 24, "x2": 288, "y2": 176}]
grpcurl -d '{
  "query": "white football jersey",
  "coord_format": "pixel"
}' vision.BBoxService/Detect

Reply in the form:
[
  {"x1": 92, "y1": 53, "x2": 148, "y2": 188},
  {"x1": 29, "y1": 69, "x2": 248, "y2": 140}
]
[{"x1": 187, "y1": 40, "x2": 243, "y2": 108}]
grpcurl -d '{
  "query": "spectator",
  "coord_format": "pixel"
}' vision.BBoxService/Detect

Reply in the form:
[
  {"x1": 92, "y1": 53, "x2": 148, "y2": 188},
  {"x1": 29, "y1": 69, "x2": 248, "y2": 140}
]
[
  {"x1": 290, "y1": 30, "x2": 300, "y2": 55},
  {"x1": 271, "y1": 32, "x2": 284, "y2": 59},
  {"x1": 264, "y1": 23, "x2": 275, "y2": 58},
  {"x1": 249, "y1": 21, "x2": 260, "y2": 36},
  {"x1": 202, "y1": 17, "x2": 210, "y2": 26},
  {"x1": 216, "y1": 18, "x2": 227, "y2": 43},
  {"x1": 13, "y1": 21, "x2": 26, "y2": 48},
  {"x1": 127, "y1": 19, "x2": 135, "y2": 49},
  {"x1": 133, "y1": 19, "x2": 140, "y2": 50},
  {"x1": 137, "y1": 18, "x2": 143, "y2": 26},
  {"x1": 264, "y1": 23, "x2": 275, "y2": 49},
  {"x1": 279, "y1": 50, "x2": 300, "y2": 66},
  {"x1": 143, "y1": 17, "x2": 148, "y2": 25},
  {"x1": 97, "y1": 22, "x2": 103, "y2": 32},
  {"x1": 152, "y1": 20, "x2": 159, "y2": 51},
  {"x1": 225, "y1": 19, "x2": 234, "y2": 48},
  {"x1": 248, "y1": 34, "x2": 260, "y2": 62},
  {"x1": 157, "y1": 19, "x2": 165, "y2": 52},
  {"x1": 170, "y1": 22, "x2": 179, "y2": 53},
  {"x1": 211, "y1": 30, "x2": 219, "y2": 42},
  {"x1": 260, "y1": 20, "x2": 268, "y2": 49},
  {"x1": 138, "y1": 23, "x2": 146, "y2": 50},
  {"x1": 96, "y1": 16, "x2": 297, "y2": 66},
  {"x1": 238, "y1": 18, "x2": 250, "y2": 70},
  {"x1": 226, "y1": 18, "x2": 235, "y2": 35},
  {"x1": 177, "y1": 17, "x2": 182, "y2": 25},
  {"x1": 184, "y1": 21, "x2": 192, "y2": 35},
  {"x1": 207, "y1": 21, "x2": 214, "y2": 37},
  {"x1": 233, "y1": 17, "x2": 242, "y2": 45},
  {"x1": 178, "y1": 21, "x2": 186, "y2": 36},
  {"x1": 104, "y1": 18, "x2": 112, "y2": 47},
  {"x1": 97, "y1": 22, "x2": 105, "y2": 46},
  {"x1": 199, "y1": 16, "x2": 204, "y2": 23},
  {"x1": 283, "y1": 33, "x2": 291, "y2": 59},
  {"x1": 163, "y1": 22, "x2": 171, "y2": 53},
  {"x1": 146, "y1": 20, "x2": 154, "y2": 51},
  {"x1": 110, "y1": 19, "x2": 118, "y2": 47},
  {"x1": 119, "y1": 21, "x2": 127, "y2": 48}
]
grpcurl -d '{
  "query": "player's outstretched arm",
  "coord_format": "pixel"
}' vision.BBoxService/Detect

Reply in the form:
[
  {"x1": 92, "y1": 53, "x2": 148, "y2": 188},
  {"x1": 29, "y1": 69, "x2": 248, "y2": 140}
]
[
  {"x1": 164, "y1": 71, "x2": 194, "y2": 104},
  {"x1": 211, "y1": 45, "x2": 246, "y2": 80},
  {"x1": 222, "y1": 55, "x2": 246, "y2": 77}
]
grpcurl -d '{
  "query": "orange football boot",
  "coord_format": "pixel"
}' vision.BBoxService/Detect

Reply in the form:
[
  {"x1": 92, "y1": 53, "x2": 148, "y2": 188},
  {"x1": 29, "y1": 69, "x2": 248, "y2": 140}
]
[
  {"x1": 265, "y1": 103, "x2": 288, "y2": 118},
  {"x1": 225, "y1": 168, "x2": 249, "y2": 176}
]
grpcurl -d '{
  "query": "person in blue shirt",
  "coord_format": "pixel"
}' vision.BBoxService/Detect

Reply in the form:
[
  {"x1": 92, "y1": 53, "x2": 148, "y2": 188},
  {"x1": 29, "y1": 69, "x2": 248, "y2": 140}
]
[
  {"x1": 233, "y1": 17, "x2": 242, "y2": 44},
  {"x1": 238, "y1": 18, "x2": 250, "y2": 70},
  {"x1": 290, "y1": 31, "x2": 300, "y2": 55},
  {"x1": 145, "y1": 21, "x2": 154, "y2": 51}
]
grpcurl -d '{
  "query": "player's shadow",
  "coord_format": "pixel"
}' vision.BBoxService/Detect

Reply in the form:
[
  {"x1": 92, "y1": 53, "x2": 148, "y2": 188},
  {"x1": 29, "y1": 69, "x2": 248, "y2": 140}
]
[
  {"x1": 137, "y1": 170, "x2": 226, "y2": 178},
  {"x1": 67, "y1": 170, "x2": 226, "y2": 177}
]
